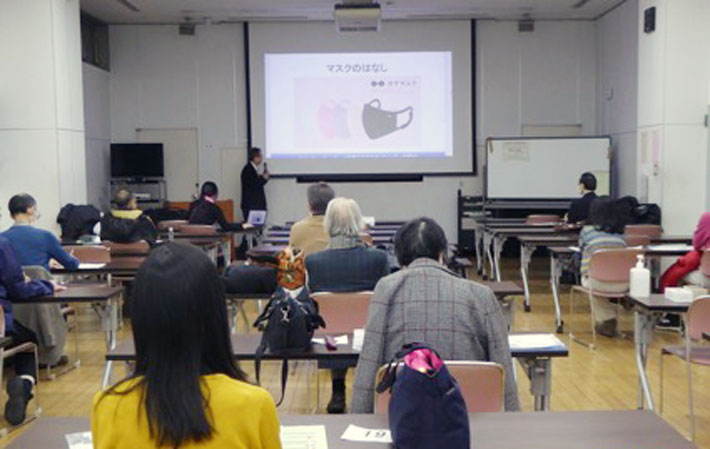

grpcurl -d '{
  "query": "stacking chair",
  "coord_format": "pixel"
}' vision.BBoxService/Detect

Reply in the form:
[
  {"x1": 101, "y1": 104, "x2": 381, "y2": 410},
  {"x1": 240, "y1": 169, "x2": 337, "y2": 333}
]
[
  {"x1": 311, "y1": 292, "x2": 373, "y2": 334},
  {"x1": 568, "y1": 248, "x2": 641, "y2": 349},
  {"x1": 178, "y1": 224, "x2": 217, "y2": 235},
  {"x1": 525, "y1": 214, "x2": 560, "y2": 225},
  {"x1": 625, "y1": 224, "x2": 662, "y2": 238},
  {"x1": 157, "y1": 220, "x2": 188, "y2": 231},
  {"x1": 0, "y1": 308, "x2": 41, "y2": 436},
  {"x1": 21, "y1": 266, "x2": 80, "y2": 380},
  {"x1": 624, "y1": 234, "x2": 651, "y2": 247},
  {"x1": 360, "y1": 233, "x2": 375, "y2": 246},
  {"x1": 64, "y1": 245, "x2": 111, "y2": 264},
  {"x1": 659, "y1": 296, "x2": 710, "y2": 442},
  {"x1": 374, "y1": 361, "x2": 505, "y2": 414},
  {"x1": 682, "y1": 250, "x2": 710, "y2": 288}
]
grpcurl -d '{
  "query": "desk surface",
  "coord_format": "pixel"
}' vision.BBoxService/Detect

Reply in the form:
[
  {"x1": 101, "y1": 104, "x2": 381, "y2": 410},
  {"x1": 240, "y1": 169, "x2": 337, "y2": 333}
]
[
  {"x1": 7, "y1": 411, "x2": 694, "y2": 449},
  {"x1": 50, "y1": 259, "x2": 144, "y2": 275},
  {"x1": 489, "y1": 227, "x2": 579, "y2": 237},
  {"x1": 32, "y1": 284, "x2": 124, "y2": 304},
  {"x1": 107, "y1": 332, "x2": 568, "y2": 362},
  {"x1": 548, "y1": 244, "x2": 693, "y2": 258},
  {"x1": 631, "y1": 294, "x2": 691, "y2": 313}
]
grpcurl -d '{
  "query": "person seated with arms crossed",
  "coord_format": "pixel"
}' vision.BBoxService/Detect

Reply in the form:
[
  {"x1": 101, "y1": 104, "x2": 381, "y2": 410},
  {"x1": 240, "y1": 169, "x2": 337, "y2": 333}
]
[
  {"x1": 288, "y1": 182, "x2": 335, "y2": 257},
  {"x1": 1, "y1": 194, "x2": 79, "y2": 369},
  {"x1": 306, "y1": 197, "x2": 389, "y2": 414},
  {"x1": 0, "y1": 235, "x2": 62, "y2": 425},
  {"x1": 578, "y1": 197, "x2": 630, "y2": 337},
  {"x1": 566, "y1": 172, "x2": 598, "y2": 224},
  {"x1": 100, "y1": 188, "x2": 157, "y2": 244},
  {"x1": 351, "y1": 217, "x2": 519, "y2": 413},
  {"x1": 91, "y1": 243, "x2": 280, "y2": 449},
  {"x1": 189, "y1": 181, "x2": 252, "y2": 232}
]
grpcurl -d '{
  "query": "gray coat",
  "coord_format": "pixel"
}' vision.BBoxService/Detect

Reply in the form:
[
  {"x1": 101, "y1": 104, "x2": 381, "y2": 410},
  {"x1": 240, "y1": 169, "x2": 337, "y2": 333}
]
[{"x1": 351, "y1": 258, "x2": 520, "y2": 413}]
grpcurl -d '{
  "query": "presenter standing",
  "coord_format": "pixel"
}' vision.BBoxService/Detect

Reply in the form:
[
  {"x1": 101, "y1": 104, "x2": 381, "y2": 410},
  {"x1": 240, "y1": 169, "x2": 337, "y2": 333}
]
[{"x1": 240, "y1": 147, "x2": 269, "y2": 222}]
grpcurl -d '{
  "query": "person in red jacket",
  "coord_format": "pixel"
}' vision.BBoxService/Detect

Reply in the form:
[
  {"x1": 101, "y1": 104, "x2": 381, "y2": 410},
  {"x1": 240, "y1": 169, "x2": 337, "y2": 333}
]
[{"x1": 657, "y1": 213, "x2": 710, "y2": 328}]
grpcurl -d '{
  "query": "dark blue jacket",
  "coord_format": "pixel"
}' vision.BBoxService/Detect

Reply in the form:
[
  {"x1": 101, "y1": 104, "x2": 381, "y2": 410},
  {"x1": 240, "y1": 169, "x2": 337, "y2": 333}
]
[
  {"x1": 0, "y1": 237, "x2": 53, "y2": 333},
  {"x1": 2, "y1": 224, "x2": 80, "y2": 271},
  {"x1": 306, "y1": 245, "x2": 389, "y2": 293}
]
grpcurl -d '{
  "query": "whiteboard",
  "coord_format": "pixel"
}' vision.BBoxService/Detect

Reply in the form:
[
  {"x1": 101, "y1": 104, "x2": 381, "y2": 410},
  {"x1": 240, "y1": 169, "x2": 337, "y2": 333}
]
[{"x1": 485, "y1": 137, "x2": 611, "y2": 199}]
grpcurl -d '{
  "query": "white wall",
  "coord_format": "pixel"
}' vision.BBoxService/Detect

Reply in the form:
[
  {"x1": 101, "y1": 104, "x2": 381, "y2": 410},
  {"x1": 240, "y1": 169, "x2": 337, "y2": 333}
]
[
  {"x1": 0, "y1": 0, "x2": 86, "y2": 232},
  {"x1": 597, "y1": 0, "x2": 639, "y2": 198},
  {"x1": 107, "y1": 20, "x2": 598, "y2": 241},
  {"x1": 83, "y1": 63, "x2": 111, "y2": 209}
]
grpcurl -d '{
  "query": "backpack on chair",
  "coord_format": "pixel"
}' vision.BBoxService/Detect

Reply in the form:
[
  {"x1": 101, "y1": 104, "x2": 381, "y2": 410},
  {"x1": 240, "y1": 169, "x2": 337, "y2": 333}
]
[
  {"x1": 376, "y1": 343, "x2": 470, "y2": 449},
  {"x1": 252, "y1": 286, "x2": 325, "y2": 405}
]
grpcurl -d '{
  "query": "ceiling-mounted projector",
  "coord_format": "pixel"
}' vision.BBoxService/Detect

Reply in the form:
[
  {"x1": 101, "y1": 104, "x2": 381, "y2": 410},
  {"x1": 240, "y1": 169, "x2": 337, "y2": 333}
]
[{"x1": 334, "y1": 1, "x2": 381, "y2": 32}]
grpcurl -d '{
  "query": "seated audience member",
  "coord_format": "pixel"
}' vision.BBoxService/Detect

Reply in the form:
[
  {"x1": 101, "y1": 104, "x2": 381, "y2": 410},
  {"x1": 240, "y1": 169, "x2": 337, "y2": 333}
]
[
  {"x1": 189, "y1": 181, "x2": 250, "y2": 232},
  {"x1": 567, "y1": 172, "x2": 598, "y2": 224},
  {"x1": 2, "y1": 194, "x2": 77, "y2": 368},
  {"x1": 92, "y1": 243, "x2": 280, "y2": 449},
  {"x1": 578, "y1": 198, "x2": 629, "y2": 337},
  {"x1": 288, "y1": 182, "x2": 335, "y2": 256},
  {"x1": 0, "y1": 236, "x2": 58, "y2": 425},
  {"x1": 306, "y1": 197, "x2": 389, "y2": 414},
  {"x1": 100, "y1": 189, "x2": 157, "y2": 244},
  {"x1": 351, "y1": 217, "x2": 519, "y2": 413}
]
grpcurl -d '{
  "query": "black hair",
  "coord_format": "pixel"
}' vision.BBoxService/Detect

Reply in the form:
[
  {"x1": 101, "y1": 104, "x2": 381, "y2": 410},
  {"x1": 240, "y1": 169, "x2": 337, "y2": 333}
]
[
  {"x1": 307, "y1": 182, "x2": 335, "y2": 216},
  {"x1": 200, "y1": 181, "x2": 218, "y2": 198},
  {"x1": 113, "y1": 188, "x2": 134, "y2": 209},
  {"x1": 394, "y1": 217, "x2": 448, "y2": 267},
  {"x1": 8, "y1": 194, "x2": 36, "y2": 217},
  {"x1": 579, "y1": 172, "x2": 597, "y2": 191},
  {"x1": 101, "y1": 243, "x2": 247, "y2": 446},
  {"x1": 248, "y1": 147, "x2": 262, "y2": 161},
  {"x1": 588, "y1": 197, "x2": 632, "y2": 234}
]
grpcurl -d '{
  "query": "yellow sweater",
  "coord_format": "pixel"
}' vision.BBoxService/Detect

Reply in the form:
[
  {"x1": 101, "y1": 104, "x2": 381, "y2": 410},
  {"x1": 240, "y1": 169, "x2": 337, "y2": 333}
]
[{"x1": 91, "y1": 374, "x2": 281, "y2": 449}]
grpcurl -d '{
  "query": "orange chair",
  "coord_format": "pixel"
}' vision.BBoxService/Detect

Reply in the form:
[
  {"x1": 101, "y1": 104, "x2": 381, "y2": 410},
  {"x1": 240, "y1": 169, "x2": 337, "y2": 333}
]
[
  {"x1": 569, "y1": 248, "x2": 641, "y2": 349},
  {"x1": 625, "y1": 224, "x2": 662, "y2": 238},
  {"x1": 374, "y1": 361, "x2": 504, "y2": 414},
  {"x1": 311, "y1": 292, "x2": 373, "y2": 335},
  {"x1": 178, "y1": 224, "x2": 218, "y2": 235},
  {"x1": 624, "y1": 234, "x2": 651, "y2": 247},
  {"x1": 0, "y1": 307, "x2": 41, "y2": 436},
  {"x1": 360, "y1": 233, "x2": 375, "y2": 246},
  {"x1": 157, "y1": 220, "x2": 188, "y2": 231},
  {"x1": 525, "y1": 215, "x2": 560, "y2": 225},
  {"x1": 63, "y1": 245, "x2": 111, "y2": 264},
  {"x1": 102, "y1": 240, "x2": 149, "y2": 255},
  {"x1": 659, "y1": 296, "x2": 710, "y2": 441}
]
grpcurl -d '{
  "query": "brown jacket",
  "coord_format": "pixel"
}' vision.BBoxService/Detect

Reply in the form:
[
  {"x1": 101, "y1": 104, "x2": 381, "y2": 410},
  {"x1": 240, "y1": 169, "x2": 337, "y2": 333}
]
[{"x1": 288, "y1": 215, "x2": 329, "y2": 257}]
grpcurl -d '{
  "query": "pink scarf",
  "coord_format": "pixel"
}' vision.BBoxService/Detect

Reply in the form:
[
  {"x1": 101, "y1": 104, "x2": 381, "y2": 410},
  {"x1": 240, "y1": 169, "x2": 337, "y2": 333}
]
[{"x1": 693, "y1": 212, "x2": 710, "y2": 251}]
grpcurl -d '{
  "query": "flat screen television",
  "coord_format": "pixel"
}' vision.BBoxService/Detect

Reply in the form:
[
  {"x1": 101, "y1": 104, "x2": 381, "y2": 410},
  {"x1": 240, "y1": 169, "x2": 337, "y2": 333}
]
[{"x1": 110, "y1": 143, "x2": 164, "y2": 178}]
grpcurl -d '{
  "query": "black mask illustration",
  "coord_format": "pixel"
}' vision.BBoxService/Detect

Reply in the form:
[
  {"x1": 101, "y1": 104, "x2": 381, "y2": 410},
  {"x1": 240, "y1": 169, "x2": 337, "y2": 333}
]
[{"x1": 362, "y1": 99, "x2": 414, "y2": 140}]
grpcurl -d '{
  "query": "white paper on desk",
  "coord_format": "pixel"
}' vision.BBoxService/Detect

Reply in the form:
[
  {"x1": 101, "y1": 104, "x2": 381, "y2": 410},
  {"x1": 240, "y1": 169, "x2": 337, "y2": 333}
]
[
  {"x1": 568, "y1": 246, "x2": 581, "y2": 253},
  {"x1": 281, "y1": 425, "x2": 328, "y2": 449},
  {"x1": 341, "y1": 424, "x2": 392, "y2": 443},
  {"x1": 65, "y1": 432, "x2": 92, "y2": 449},
  {"x1": 508, "y1": 333, "x2": 563, "y2": 349},
  {"x1": 78, "y1": 263, "x2": 106, "y2": 269},
  {"x1": 311, "y1": 335, "x2": 348, "y2": 346},
  {"x1": 352, "y1": 328, "x2": 365, "y2": 352},
  {"x1": 647, "y1": 244, "x2": 693, "y2": 252}
]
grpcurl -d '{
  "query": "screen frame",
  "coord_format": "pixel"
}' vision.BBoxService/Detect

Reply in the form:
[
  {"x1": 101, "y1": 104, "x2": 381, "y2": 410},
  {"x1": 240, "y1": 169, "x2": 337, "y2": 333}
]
[{"x1": 244, "y1": 19, "x2": 477, "y2": 179}]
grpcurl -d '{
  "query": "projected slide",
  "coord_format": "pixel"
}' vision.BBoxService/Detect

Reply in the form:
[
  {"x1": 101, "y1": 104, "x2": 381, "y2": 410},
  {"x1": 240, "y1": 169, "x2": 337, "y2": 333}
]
[{"x1": 264, "y1": 52, "x2": 452, "y2": 159}]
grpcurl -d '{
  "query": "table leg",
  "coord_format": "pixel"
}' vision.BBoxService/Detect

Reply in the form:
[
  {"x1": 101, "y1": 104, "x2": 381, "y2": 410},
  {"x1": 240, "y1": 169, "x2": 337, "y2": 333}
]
[
  {"x1": 101, "y1": 295, "x2": 119, "y2": 389},
  {"x1": 474, "y1": 226, "x2": 483, "y2": 275},
  {"x1": 634, "y1": 309, "x2": 656, "y2": 410},
  {"x1": 520, "y1": 243, "x2": 533, "y2": 313},
  {"x1": 550, "y1": 255, "x2": 563, "y2": 333},
  {"x1": 484, "y1": 233, "x2": 494, "y2": 281},
  {"x1": 520, "y1": 357, "x2": 552, "y2": 411},
  {"x1": 493, "y1": 236, "x2": 505, "y2": 282}
]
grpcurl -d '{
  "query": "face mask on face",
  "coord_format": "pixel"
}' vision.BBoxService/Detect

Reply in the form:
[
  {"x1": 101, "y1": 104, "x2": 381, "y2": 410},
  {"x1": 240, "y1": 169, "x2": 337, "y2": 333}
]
[{"x1": 361, "y1": 99, "x2": 413, "y2": 140}]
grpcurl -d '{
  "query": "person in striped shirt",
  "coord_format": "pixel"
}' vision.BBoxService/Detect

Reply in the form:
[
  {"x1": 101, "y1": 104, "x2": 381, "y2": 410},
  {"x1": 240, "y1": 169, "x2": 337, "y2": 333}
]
[{"x1": 579, "y1": 198, "x2": 629, "y2": 337}]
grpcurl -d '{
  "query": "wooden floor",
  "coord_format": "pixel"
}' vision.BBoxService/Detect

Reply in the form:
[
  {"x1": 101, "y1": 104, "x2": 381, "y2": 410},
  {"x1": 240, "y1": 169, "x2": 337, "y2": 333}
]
[{"x1": 3, "y1": 255, "x2": 710, "y2": 447}]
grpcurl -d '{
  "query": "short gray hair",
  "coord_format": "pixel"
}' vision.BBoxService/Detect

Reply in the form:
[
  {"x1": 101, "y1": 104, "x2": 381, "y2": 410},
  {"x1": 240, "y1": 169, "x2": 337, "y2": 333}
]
[
  {"x1": 307, "y1": 182, "x2": 335, "y2": 215},
  {"x1": 323, "y1": 197, "x2": 364, "y2": 237}
]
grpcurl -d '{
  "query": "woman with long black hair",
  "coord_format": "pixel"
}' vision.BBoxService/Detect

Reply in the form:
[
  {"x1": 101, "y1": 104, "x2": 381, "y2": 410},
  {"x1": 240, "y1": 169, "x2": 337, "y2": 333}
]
[{"x1": 91, "y1": 243, "x2": 280, "y2": 448}]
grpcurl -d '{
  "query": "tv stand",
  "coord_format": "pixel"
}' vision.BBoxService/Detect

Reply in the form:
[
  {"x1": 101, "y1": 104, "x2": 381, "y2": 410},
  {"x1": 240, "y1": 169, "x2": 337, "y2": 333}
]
[{"x1": 109, "y1": 178, "x2": 167, "y2": 210}]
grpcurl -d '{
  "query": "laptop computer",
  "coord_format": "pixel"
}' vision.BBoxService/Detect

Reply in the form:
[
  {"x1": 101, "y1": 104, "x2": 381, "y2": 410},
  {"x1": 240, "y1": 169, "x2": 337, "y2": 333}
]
[{"x1": 247, "y1": 210, "x2": 267, "y2": 226}]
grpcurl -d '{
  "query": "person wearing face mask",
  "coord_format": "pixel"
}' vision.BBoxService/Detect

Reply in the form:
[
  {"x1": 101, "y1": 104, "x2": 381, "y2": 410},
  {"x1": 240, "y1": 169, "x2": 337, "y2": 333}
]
[
  {"x1": 240, "y1": 147, "x2": 269, "y2": 223},
  {"x1": 1, "y1": 193, "x2": 76, "y2": 371},
  {"x1": 566, "y1": 172, "x2": 598, "y2": 224}
]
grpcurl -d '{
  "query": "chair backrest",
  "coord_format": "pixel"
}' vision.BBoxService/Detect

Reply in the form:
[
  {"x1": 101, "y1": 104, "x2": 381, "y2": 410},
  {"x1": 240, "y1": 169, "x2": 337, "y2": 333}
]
[
  {"x1": 624, "y1": 234, "x2": 651, "y2": 247},
  {"x1": 22, "y1": 265, "x2": 53, "y2": 281},
  {"x1": 311, "y1": 291, "x2": 372, "y2": 335},
  {"x1": 700, "y1": 251, "x2": 710, "y2": 277},
  {"x1": 588, "y1": 248, "x2": 642, "y2": 284},
  {"x1": 624, "y1": 224, "x2": 662, "y2": 238},
  {"x1": 687, "y1": 296, "x2": 710, "y2": 341},
  {"x1": 157, "y1": 220, "x2": 189, "y2": 231},
  {"x1": 374, "y1": 360, "x2": 504, "y2": 414},
  {"x1": 360, "y1": 233, "x2": 374, "y2": 246},
  {"x1": 102, "y1": 240, "x2": 150, "y2": 255},
  {"x1": 526, "y1": 214, "x2": 560, "y2": 225},
  {"x1": 64, "y1": 245, "x2": 111, "y2": 264},
  {"x1": 0, "y1": 307, "x2": 6, "y2": 338},
  {"x1": 178, "y1": 224, "x2": 217, "y2": 235}
]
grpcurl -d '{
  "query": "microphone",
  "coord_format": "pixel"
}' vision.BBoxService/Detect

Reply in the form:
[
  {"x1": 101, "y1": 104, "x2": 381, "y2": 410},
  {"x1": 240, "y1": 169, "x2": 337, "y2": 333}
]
[{"x1": 263, "y1": 162, "x2": 268, "y2": 172}]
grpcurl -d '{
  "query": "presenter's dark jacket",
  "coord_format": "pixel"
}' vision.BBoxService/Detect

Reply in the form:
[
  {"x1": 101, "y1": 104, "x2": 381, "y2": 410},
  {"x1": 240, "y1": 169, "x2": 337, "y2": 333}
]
[
  {"x1": 240, "y1": 163, "x2": 267, "y2": 213},
  {"x1": 568, "y1": 192, "x2": 598, "y2": 224},
  {"x1": 188, "y1": 199, "x2": 244, "y2": 232}
]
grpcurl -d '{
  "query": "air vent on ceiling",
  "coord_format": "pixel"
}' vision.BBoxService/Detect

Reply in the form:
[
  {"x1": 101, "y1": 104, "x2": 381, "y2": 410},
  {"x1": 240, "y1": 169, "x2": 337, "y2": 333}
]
[{"x1": 518, "y1": 18, "x2": 534, "y2": 32}]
